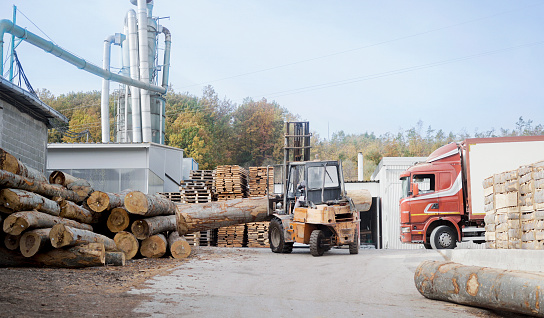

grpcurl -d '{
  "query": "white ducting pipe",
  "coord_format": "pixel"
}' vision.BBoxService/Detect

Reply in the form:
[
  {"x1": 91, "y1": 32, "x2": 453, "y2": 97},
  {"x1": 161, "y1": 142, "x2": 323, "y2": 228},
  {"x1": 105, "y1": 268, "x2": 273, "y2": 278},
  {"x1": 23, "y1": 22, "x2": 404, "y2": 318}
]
[
  {"x1": 0, "y1": 19, "x2": 166, "y2": 94},
  {"x1": 358, "y1": 152, "x2": 364, "y2": 181},
  {"x1": 127, "y1": 10, "x2": 142, "y2": 143},
  {"x1": 137, "y1": 0, "x2": 152, "y2": 143},
  {"x1": 121, "y1": 24, "x2": 130, "y2": 142},
  {"x1": 161, "y1": 26, "x2": 171, "y2": 89},
  {"x1": 100, "y1": 35, "x2": 115, "y2": 143}
]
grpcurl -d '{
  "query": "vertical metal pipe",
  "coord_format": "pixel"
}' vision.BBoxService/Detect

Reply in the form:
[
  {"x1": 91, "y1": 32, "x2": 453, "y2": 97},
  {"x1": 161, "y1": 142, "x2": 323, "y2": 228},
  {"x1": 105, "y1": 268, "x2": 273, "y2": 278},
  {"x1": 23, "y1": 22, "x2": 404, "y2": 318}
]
[
  {"x1": 161, "y1": 27, "x2": 171, "y2": 89},
  {"x1": 8, "y1": 5, "x2": 16, "y2": 81},
  {"x1": 127, "y1": 10, "x2": 142, "y2": 143},
  {"x1": 137, "y1": 0, "x2": 152, "y2": 143},
  {"x1": 358, "y1": 152, "x2": 364, "y2": 181},
  {"x1": 101, "y1": 35, "x2": 115, "y2": 143}
]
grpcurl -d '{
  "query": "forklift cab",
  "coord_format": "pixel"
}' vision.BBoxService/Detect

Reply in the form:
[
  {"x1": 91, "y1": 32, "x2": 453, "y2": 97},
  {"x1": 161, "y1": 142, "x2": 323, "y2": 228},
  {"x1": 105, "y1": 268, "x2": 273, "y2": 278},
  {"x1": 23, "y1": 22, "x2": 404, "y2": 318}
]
[{"x1": 285, "y1": 161, "x2": 343, "y2": 214}]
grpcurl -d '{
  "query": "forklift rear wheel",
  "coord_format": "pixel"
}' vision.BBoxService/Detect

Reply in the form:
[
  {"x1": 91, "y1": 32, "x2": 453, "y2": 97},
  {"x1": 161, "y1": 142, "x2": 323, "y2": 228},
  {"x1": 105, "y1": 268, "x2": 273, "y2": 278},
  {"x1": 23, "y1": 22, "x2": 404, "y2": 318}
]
[
  {"x1": 430, "y1": 225, "x2": 457, "y2": 249},
  {"x1": 310, "y1": 229, "x2": 326, "y2": 256},
  {"x1": 269, "y1": 218, "x2": 293, "y2": 253}
]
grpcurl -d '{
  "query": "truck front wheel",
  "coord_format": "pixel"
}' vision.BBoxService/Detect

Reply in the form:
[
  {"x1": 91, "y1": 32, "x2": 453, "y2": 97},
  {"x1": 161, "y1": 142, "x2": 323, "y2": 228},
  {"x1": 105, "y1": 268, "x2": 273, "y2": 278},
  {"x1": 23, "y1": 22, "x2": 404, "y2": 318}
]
[
  {"x1": 430, "y1": 225, "x2": 457, "y2": 249},
  {"x1": 269, "y1": 218, "x2": 293, "y2": 253}
]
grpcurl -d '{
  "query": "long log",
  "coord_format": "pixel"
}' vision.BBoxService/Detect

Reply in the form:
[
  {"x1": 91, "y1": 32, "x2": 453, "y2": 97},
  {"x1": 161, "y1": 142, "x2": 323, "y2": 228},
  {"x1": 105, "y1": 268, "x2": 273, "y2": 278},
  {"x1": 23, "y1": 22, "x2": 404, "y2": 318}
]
[
  {"x1": 131, "y1": 215, "x2": 176, "y2": 240},
  {"x1": 4, "y1": 233, "x2": 20, "y2": 250},
  {"x1": 415, "y1": 260, "x2": 544, "y2": 317},
  {"x1": 113, "y1": 231, "x2": 139, "y2": 260},
  {"x1": 49, "y1": 224, "x2": 117, "y2": 251},
  {"x1": 87, "y1": 189, "x2": 132, "y2": 213},
  {"x1": 66, "y1": 180, "x2": 94, "y2": 201},
  {"x1": 168, "y1": 231, "x2": 191, "y2": 259},
  {"x1": 346, "y1": 189, "x2": 372, "y2": 212},
  {"x1": 105, "y1": 251, "x2": 125, "y2": 266},
  {"x1": 49, "y1": 170, "x2": 85, "y2": 187},
  {"x1": 176, "y1": 196, "x2": 271, "y2": 235},
  {"x1": 33, "y1": 243, "x2": 106, "y2": 268},
  {"x1": 0, "y1": 148, "x2": 47, "y2": 182},
  {"x1": 20, "y1": 228, "x2": 51, "y2": 257},
  {"x1": 124, "y1": 191, "x2": 176, "y2": 216},
  {"x1": 3, "y1": 211, "x2": 93, "y2": 235},
  {"x1": 107, "y1": 208, "x2": 131, "y2": 233},
  {"x1": 0, "y1": 169, "x2": 83, "y2": 203},
  {"x1": 60, "y1": 200, "x2": 100, "y2": 224},
  {"x1": 0, "y1": 189, "x2": 60, "y2": 215},
  {"x1": 140, "y1": 233, "x2": 167, "y2": 258}
]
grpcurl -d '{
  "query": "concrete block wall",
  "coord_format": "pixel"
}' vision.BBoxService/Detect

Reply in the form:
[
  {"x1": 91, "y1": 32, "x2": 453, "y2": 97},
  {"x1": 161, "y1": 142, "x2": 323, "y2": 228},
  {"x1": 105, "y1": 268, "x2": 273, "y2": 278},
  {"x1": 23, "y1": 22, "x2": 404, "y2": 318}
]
[{"x1": 0, "y1": 101, "x2": 48, "y2": 172}]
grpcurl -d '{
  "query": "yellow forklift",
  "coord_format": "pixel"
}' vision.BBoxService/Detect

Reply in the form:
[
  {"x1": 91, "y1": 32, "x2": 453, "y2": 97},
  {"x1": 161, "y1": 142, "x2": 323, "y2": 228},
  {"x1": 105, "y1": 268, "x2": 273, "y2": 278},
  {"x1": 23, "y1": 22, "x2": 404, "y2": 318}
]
[{"x1": 268, "y1": 122, "x2": 361, "y2": 256}]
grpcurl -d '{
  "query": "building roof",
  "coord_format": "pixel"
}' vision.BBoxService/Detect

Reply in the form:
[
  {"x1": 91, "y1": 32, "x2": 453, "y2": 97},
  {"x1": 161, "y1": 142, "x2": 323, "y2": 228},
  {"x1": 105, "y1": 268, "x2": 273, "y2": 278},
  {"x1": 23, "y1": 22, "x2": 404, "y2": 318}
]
[{"x1": 0, "y1": 77, "x2": 68, "y2": 128}]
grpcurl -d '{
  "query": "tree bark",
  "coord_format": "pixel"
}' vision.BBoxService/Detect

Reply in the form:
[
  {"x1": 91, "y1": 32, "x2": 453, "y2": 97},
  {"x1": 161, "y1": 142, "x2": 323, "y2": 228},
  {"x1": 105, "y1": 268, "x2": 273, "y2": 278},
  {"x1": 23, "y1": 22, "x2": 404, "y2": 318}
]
[
  {"x1": 0, "y1": 148, "x2": 47, "y2": 182},
  {"x1": 66, "y1": 180, "x2": 94, "y2": 201},
  {"x1": 3, "y1": 211, "x2": 93, "y2": 235},
  {"x1": 0, "y1": 170, "x2": 83, "y2": 203},
  {"x1": 131, "y1": 215, "x2": 176, "y2": 240},
  {"x1": 140, "y1": 233, "x2": 167, "y2": 258},
  {"x1": 60, "y1": 200, "x2": 100, "y2": 224},
  {"x1": 168, "y1": 231, "x2": 191, "y2": 259},
  {"x1": 105, "y1": 251, "x2": 125, "y2": 266},
  {"x1": 346, "y1": 189, "x2": 373, "y2": 212},
  {"x1": 176, "y1": 196, "x2": 271, "y2": 235},
  {"x1": 49, "y1": 224, "x2": 117, "y2": 251},
  {"x1": 87, "y1": 190, "x2": 132, "y2": 213},
  {"x1": 107, "y1": 208, "x2": 131, "y2": 233},
  {"x1": 0, "y1": 189, "x2": 60, "y2": 215},
  {"x1": 20, "y1": 228, "x2": 51, "y2": 257},
  {"x1": 33, "y1": 243, "x2": 106, "y2": 268},
  {"x1": 49, "y1": 170, "x2": 87, "y2": 187},
  {"x1": 113, "y1": 231, "x2": 139, "y2": 260},
  {"x1": 124, "y1": 191, "x2": 176, "y2": 216},
  {"x1": 4, "y1": 233, "x2": 20, "y2": 250}
]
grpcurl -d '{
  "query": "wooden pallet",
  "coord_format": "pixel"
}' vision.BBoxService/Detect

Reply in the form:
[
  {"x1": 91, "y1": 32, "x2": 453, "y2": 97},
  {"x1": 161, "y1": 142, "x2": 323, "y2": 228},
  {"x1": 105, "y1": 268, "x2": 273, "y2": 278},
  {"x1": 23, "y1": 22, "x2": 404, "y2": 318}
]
[{"x1": 157, "y1": 192, "x2": 183, "y2": 203}]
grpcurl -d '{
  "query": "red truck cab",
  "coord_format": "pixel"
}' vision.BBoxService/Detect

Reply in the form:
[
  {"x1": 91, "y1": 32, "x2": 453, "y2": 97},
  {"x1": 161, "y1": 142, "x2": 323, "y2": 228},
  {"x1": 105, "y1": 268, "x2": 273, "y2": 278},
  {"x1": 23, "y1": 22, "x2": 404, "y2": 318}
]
[{"x1": 399, "y1": 142, "x2": 469, "y2": 249}]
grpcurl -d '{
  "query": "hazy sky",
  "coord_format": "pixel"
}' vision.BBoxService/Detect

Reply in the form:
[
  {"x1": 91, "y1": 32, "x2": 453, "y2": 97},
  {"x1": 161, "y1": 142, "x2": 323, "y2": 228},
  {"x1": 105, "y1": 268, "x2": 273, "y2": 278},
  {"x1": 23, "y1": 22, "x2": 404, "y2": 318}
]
[{"x1": 1, "y1": 0, "x2": 543, "y2": 139}]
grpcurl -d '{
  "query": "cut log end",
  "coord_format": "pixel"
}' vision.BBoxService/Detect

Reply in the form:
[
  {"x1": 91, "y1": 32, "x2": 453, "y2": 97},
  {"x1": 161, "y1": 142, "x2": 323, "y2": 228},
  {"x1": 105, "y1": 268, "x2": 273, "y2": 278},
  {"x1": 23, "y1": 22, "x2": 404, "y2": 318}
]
[
  {"x1": 124, "y1": 191, "x2": 148, "y2": 214},
  {"x1": 49, "y1": 224, "x2": 73, "y2": 248},
  {"x1": 49, "y1": 170, "x2": 66, "y2": 185},
  {"x1": 140, "y1": 234, "x2": 167, "y2": 258},
  {"x1": 107, "y1": 208, "x2": 130, "y2": 233},
  {"x1": 4, "y1": 234, "x2": 21, "y2": 250},
  {"x1": 20, "y1": 228, "x2": 51, "y2": 257},
  {"x1": 113, "y1": 231, "x2": 139, "y2": 260},
  {"x1": 171, "y1": 239, "x2": 191, "y2": 259},
  {"x1": 3, "y1": 214, "x2": 30, "y2": 235},
  {"x1": 131, "y1": 220, "x2": 150, "y2": 240},
  {"x1": 87, "y1": 191, "x2": 110, "y2": 213},
  {"x1": 105, "y1": 251, "x2": 126, "y2": 266}
]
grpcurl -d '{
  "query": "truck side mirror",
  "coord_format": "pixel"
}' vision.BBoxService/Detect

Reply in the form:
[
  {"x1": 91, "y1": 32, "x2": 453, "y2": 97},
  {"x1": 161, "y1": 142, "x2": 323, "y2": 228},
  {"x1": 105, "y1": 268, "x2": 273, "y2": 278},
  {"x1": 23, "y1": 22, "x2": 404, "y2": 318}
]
[{"x1": 412, "y1": 183, "x2": 419, "y2": 196}]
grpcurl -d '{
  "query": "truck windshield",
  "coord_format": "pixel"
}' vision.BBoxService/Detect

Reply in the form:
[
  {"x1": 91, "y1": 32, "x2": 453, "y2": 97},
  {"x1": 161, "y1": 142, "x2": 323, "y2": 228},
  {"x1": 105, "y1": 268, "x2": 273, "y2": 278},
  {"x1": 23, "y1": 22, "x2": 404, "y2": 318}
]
[{"x1": 401, "y1": 176, "x2": 410, "y2": 199}]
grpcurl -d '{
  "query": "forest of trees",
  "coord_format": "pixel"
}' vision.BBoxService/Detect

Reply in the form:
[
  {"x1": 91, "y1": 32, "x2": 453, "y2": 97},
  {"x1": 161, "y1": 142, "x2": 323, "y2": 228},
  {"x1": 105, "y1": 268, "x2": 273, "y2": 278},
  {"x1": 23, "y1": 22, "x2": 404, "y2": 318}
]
[{"x1": 43, "y1": 86, "x2": 544, "y2": 181}]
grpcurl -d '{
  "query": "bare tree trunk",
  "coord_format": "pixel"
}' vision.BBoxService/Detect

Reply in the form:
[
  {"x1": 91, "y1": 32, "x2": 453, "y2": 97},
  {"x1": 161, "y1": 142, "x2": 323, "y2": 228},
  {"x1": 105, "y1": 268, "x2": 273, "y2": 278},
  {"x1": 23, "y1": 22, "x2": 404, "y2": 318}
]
[
  {"x1": 0, "y1": 170, "x2": 83, "y2": 203},
  {"x1": 0, "y1": 189, "x2": 60, "y2": 215},
  {"x1": 49, "y1": 224, "x2": 117, "y2": 251},
  {"x1": 20, "y1": 228, "x2": 51, "y2": 257},
  {"x1": 113, "y1": 231, "x2": 139, "y2": 260},
  {"x1": 140, "y1": 233, "x2": 167, "y2": 258},
  {"x1": 168, "y1": 231, "x2": 191, "y2": 259},
  {"x1": 4, "y1": 233, "x2": 20, "y2": 250},
  {"x1": 124, "y1": 191, "x2": 176, "y2": 216},
  {"x1": 60, "y1": 200, "x2": 100, "y2": 224},
  {"x1": 176, "y1": 196, "x2": 271, "y2": 235},
  {"x1": 105, "y1": 251, "x2": 125, "y2": 266},
  {"x1": 3, "y1": 211, "x2": 93, "y2": 235},
  {"x1": 87, "y1": 190, "x2": 132, "y2": 213},
  {"x1": 0, "y1": 148, "x2": 47, "y2": 182},
  {"x1": 107, "y1": 208, "x2": 131, "y2": 233},
  {"x1": 131, "y1": 215, "x2": 176, "y2": 240}
]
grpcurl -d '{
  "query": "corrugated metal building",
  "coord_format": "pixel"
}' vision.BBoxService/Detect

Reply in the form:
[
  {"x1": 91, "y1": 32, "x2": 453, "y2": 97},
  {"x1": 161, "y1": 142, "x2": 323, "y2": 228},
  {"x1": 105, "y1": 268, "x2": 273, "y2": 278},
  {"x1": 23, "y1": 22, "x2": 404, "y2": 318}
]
[{"x1": 371, "y1": 157, "x2": 426, "y2": 249}]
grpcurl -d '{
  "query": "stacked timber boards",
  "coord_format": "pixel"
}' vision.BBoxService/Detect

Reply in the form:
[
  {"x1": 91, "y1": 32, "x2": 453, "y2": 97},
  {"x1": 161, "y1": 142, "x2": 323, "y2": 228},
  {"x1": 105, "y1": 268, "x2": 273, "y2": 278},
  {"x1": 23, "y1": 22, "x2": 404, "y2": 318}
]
[
  {"x1": 214, "y1": 165, "x2": 248, "y2": 200},
  {"x1": 483, "y1": 160, "x2": 544, "y2": 249}
]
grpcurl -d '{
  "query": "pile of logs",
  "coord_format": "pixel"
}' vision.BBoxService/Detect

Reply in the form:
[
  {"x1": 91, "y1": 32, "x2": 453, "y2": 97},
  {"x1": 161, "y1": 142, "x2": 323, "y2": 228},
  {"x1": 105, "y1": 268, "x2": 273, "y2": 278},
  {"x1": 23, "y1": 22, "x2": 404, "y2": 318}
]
[{"x1": 483, "y1": 160, "x2": 544, "y2": 249}]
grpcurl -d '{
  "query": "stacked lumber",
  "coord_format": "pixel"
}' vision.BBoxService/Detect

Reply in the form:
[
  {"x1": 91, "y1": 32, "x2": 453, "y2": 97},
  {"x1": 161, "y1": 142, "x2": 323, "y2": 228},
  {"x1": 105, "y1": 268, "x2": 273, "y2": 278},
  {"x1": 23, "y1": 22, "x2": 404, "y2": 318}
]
[
  {"x1": 180, "y1": 181, "x2": 213, "y2": 204},
  {"x1": 0, "y1": 148, "x2": 124, "y2": 268},
  {"x1": 482, "y1": 177, "x2": 495, "y2": 249},
  {"x1": 483, "y1": 160, "x2": 544, "y2": 250},
  {"x1": 217, "y1": 224, "x2": 246, "y2": 247},
  {"x1": 214, "y1": 165, "x2": 248, "y2": 200},
  {"x1": 246, "y1": 222, "x2": 270, "y2": 248},
  {"x1": 249, "y1": 167, "x2": 274, "y2": 196},
  {"x1": 493, "y1": 170, "x2": 520, "y2": 249}
]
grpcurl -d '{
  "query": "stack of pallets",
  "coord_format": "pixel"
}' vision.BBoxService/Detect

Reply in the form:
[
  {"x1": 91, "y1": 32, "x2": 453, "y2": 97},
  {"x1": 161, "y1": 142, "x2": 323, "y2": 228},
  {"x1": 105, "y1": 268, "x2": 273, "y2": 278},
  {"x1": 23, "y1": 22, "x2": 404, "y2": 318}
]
[
  {"x1": 181, "y1": 170, "x2": 216, "y2": 246},
  {"x1": 246, "y1": 222, "x2": 270, "y2": 248},
  {"x1": 157, "y1": 192, "x2": 183, "y2": 203},
  {"x1": 483, "y1": 176, "x2": 496, "y2": 249},
  {"x1": 217, "y1": 224, "x2": 246, "y2": 247},
  {"x1": 493, "y1": 170, "x2": 520, "y2": 249},
  {"x1": 214, "y1": 165, "x2": 248, "y2": 200},
  {"x1": 249, "y1": 167, "x2": 274, "y2": 197}
]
